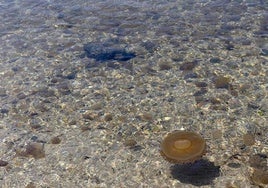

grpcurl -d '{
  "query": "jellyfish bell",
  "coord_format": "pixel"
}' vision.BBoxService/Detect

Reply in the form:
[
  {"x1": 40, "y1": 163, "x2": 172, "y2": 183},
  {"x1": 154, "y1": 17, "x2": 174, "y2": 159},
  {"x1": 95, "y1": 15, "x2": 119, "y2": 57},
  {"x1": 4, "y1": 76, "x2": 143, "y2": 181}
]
[{"x1": 160, "y1": 130, "x2": 206, "y2": 163}]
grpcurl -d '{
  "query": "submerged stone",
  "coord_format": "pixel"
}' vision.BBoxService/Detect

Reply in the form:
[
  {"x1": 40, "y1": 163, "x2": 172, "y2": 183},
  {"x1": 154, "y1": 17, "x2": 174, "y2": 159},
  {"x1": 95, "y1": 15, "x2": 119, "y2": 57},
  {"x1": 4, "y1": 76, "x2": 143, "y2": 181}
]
[
  {"x1": 16, "y1": 142, "x2": 45, "y2": 159},
  {"x1": 213, "y1": 75, "x2": 231, "y2": 89},
  {"x1": 179, "y1": 61, "x2": 198, "y2": 71},
  {"x1": 50, "y1": 136, "x2": 61, "y2": 144},
  {"x1": 0, "y1": 160, "x2": 8, "y2": 167},
  {"x1": 251, "y1": 169, "x2": 268, "y2": 186}
]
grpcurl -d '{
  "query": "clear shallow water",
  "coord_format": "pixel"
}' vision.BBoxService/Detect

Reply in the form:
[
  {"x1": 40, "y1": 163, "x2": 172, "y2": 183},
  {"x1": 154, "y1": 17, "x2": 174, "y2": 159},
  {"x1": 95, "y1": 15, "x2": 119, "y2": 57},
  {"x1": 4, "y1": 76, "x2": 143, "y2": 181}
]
[{"x1": 0, "y1": 0, "x2": 268, "y2": 187}]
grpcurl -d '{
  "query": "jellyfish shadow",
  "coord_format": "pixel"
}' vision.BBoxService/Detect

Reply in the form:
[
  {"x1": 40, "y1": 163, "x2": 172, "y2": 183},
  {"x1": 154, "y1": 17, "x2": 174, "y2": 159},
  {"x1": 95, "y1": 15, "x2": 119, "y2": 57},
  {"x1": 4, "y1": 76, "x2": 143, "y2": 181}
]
[
  {"x1": 170, "y1": 159, "x2": 220, "y2": 186},
  {"x1": 83, "y1": 38, "x2": 135, "y2": 60},
  {"x1": 82, "y1": 40, "x2": 136, "y2": 70}
]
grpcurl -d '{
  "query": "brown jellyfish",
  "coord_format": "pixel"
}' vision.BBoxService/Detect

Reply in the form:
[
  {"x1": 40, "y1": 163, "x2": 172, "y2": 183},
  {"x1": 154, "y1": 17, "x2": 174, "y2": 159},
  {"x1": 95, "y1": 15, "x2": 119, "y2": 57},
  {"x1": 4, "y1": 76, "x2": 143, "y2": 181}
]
[{"x1": 160, "y1": 130, "x2": 206, "y2": 163}]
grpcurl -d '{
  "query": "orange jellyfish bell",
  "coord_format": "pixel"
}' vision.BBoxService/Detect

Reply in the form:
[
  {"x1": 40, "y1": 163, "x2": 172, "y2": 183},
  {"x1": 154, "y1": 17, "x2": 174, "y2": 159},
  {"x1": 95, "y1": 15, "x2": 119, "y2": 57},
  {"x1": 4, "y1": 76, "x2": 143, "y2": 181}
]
[{"x1": 160, "y1": 130, "x2": 206, "y2": 163}]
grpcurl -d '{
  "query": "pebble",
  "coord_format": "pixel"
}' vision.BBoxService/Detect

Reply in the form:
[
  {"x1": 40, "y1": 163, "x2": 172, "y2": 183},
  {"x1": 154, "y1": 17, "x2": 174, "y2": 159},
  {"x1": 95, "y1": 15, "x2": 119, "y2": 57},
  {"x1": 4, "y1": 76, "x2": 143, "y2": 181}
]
[
  {"x1": 213, "y1": 75, "x2": 231, "y2": 89},
  {"x1": 0, "y1": 160, "x2": 8, "y2": 167},
  {"x1": 210, "y1": 57, "x2": 221, "y2": 64},
  {"x1": 243, "y1": 133, "x2": 255, "y2": 146},
  {"x1": 180, "y1": 61, "x2": 198, "y2": 71},
  {"x1": 50, "y1": 136, "x2": 61, "y2": 144}
]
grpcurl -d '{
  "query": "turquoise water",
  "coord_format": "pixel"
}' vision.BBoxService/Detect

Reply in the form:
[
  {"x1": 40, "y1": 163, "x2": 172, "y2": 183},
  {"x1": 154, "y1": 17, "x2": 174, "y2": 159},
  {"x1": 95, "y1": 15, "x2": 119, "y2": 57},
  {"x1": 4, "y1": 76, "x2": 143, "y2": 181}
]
[{"x1": 0, "y1": 0, "x2": 267, "y2": 187}]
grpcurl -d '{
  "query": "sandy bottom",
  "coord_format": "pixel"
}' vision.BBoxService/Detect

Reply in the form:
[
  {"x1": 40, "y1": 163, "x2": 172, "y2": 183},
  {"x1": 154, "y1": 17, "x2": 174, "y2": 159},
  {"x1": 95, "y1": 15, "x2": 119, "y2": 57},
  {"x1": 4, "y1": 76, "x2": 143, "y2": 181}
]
[{"x1": 0, "y1": 0, "x2": 268, "y2": 187}]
